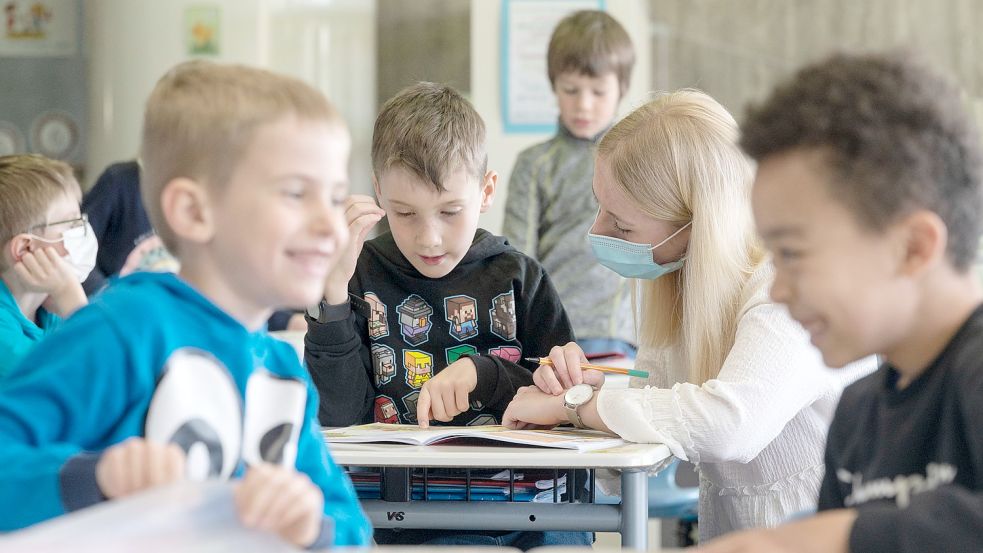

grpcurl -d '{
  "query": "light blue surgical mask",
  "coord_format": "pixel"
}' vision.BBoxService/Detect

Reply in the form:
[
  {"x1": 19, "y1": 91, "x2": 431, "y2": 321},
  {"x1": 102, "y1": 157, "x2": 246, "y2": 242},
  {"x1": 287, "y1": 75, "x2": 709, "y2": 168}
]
[{"x1": 589, "y1": 221, "x2": 691, "y2": 280}]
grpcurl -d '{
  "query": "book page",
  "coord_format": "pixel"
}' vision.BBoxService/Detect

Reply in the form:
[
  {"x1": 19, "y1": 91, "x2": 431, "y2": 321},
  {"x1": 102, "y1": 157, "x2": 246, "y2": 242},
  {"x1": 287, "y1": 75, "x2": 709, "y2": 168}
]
[{"x1": 324, "y1": 424, "x2": 625, "y2": 452}]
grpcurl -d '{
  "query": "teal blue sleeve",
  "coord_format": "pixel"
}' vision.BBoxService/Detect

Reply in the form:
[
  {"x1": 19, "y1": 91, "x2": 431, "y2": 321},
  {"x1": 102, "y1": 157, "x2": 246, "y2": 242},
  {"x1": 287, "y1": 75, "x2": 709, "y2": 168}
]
[
  {"x1": 0, "y1": 316, "x2": 30, "y2": 381},
  {"x1": 295, "y1": 379, "x2": 372, "y2": 546},
  {"x1": 37, "y1": 308, "x2": 62, "y2": 334},
  {"x1": 0, "y1": 304, "x2": 136, "y2": 529},
  {"x1": 0, "y1": 309, "x2": 61, "y2": 381}
]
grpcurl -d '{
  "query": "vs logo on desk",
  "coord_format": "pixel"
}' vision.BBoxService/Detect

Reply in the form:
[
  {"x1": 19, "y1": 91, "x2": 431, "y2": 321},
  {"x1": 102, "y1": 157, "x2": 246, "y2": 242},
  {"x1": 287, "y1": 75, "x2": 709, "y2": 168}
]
[
  {"x1": 143, "y1": 348, "x2": 307, "y2": 479},
  {"x1": 387, "y1": 511, "x2": 406, "y2": 521}
]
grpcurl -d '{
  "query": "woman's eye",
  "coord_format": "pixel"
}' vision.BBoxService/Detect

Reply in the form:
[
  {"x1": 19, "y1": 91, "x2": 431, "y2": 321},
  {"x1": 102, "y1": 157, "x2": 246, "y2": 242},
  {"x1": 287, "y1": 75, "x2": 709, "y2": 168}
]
[
  {"x1": 777, "y1": 248, "x2": 801, "y2": 261},
  {"x1": 442, "y1": 210, "x2": 461, "y2": 217}
]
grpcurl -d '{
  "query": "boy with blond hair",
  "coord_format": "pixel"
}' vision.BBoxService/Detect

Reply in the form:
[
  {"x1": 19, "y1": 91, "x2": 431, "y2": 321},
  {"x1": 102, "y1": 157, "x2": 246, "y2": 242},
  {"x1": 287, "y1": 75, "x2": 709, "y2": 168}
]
[
  {"x1": 699, "y1": 53, "x2": 983, "y2": 552},
  {"x1": 0, "y1": 155, "x2": 94, "y2": 379},
  {"x1": 504, "y1": 10, "x2": 637, "y2": 358},
  {"x1": 0, "y1": 61, "x2": 371, "y2": 547},
  {"x1": 305, "y1": 81, "x2": 585, "y2": 548}
]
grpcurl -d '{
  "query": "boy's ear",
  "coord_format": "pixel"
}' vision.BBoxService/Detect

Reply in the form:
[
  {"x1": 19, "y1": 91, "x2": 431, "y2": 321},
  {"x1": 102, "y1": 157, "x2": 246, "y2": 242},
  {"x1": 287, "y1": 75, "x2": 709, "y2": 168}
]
[
  {"x1": 898, "y1": 210, "x2": 947, "y2": 277},
  {"x1": 5, "y1": 235, "x2": 33, "y2": 264},
  {"x1": 160, "y1": 177, "x2": 215, "y2": 245},
  {"x1": 479, "y1": 170, "x2": 498, "y2": 213}
]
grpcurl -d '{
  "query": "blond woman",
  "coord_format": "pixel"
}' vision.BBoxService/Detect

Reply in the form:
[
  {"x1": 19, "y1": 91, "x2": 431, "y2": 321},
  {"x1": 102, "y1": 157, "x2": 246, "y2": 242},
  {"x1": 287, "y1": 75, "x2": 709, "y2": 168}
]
[{"x1": 503, "y1": 90, "x2": 876, "y2": 540}]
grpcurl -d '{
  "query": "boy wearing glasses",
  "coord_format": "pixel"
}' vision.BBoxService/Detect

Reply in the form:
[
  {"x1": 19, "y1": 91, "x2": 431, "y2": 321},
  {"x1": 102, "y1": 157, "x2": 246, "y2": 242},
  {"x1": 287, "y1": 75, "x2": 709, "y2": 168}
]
[{"x1": 0, "y1": 154, "x2": 96, "y2": 378}]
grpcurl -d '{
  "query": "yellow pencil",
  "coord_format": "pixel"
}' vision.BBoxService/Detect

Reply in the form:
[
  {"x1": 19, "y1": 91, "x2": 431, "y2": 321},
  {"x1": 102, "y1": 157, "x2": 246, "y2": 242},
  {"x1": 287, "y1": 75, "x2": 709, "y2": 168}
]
[{"x1": 525, "y1": 357, "x2": 649, "y2": 379}]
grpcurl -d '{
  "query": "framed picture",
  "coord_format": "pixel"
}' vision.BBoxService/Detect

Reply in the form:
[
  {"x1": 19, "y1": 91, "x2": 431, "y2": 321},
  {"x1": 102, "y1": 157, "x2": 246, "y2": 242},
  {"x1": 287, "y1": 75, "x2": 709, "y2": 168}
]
[
  {"x1": 1, "y1": 0, "x2": 78, "y2": 57},
  {"x1": 185, "y1": 5, "x2": 220, "y2": 57}
]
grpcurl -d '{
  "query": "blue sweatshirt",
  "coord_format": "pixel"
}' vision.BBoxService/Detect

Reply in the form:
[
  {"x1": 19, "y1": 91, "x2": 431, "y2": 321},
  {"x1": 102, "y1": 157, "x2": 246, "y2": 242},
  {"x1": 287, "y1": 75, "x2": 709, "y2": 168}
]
[
  {"x1": 0, "y1": 272, "x2": 371, "y2": 546},
  {"x1": 0, "y1": 280, "x2": 59, "y2": 380}
]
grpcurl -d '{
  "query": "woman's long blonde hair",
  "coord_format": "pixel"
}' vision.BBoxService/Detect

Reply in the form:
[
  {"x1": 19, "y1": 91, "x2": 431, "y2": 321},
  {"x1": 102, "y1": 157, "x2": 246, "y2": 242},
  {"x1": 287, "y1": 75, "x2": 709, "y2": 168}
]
[{"x1": 598, "y1": 90, "x2": 766, "y2": 384}]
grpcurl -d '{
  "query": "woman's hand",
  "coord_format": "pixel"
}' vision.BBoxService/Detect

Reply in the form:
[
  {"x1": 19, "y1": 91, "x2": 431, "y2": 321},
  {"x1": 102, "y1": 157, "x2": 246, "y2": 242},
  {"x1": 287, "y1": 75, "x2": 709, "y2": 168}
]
[{"x1": 533, "y1": 342, "x2": 605, "y2": 395}]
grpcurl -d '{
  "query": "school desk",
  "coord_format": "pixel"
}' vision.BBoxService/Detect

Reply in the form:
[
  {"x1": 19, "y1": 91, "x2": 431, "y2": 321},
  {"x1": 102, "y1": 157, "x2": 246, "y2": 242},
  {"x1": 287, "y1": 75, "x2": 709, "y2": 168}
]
[{"x1": 328, "y1": 441, "x2": 673, "y2": 551}]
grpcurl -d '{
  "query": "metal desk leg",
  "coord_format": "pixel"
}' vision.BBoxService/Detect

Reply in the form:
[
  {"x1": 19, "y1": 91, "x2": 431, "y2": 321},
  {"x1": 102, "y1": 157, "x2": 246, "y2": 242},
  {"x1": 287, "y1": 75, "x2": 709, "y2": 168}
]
[{"x1": 620, "y1": 470, "x2": 647, "y2": 550}]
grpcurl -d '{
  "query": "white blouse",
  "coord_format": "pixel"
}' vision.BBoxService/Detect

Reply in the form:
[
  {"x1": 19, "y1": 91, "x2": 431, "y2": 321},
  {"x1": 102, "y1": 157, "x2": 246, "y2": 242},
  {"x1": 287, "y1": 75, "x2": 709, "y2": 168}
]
[{"x1": 596, "y1": 266, "x2": 877, "y2": 540}]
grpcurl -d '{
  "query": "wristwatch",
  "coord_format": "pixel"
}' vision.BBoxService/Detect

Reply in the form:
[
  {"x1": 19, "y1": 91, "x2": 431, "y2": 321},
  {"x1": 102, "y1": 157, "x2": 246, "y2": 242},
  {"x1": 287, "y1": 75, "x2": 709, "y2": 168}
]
[
  {"x1": 305, "y1": 298, "x2": 329, "y2": 323},
  {"x1": 563, "y1": 383, "x2": 594, "y2": 429}
]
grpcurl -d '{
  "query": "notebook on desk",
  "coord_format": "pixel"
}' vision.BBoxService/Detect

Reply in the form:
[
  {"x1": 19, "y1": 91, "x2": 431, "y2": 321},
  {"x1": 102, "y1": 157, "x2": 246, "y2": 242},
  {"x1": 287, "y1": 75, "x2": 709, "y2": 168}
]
[{"x1": 324, "y1": 423, "x2": 626, "y2": 452}]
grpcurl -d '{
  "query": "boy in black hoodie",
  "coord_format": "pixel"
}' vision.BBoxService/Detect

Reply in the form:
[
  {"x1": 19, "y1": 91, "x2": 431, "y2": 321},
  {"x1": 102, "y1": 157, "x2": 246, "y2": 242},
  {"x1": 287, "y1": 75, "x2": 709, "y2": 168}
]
[
  {"x1": 304, "y1": 82, "x2": 584, "y2": 548},
  {"x1": 697, "y1": 53, "x2": 983, "y2": 553}
]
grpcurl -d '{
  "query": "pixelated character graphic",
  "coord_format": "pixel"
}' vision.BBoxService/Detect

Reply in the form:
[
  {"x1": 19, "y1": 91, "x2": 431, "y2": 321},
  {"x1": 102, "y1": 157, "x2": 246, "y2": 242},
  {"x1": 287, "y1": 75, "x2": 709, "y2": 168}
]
[
  {"x1": 489, "y1": 291, "x2": 517, "y2": 341},
  {"x1": 468, "y1": 414, "x2": 498, "y2": 426},
  {"x1": 403, "y1": 350, "x2": 433, "y2": 389},
  {"x1": 371, "y1": 343, "x2": 396, "y2": 386},
  {"x1": 402, "y1": 391, "x2": 420, "y2": 423},
  {"x1": 397, "y1": 294, "x2": 433, "y2": 346},
  {"x1": 446, "y1": 344, "x2": 478, "y2": 365},
  {"x1": 364, "y1": 292, "x2": 389, "y2": 339},
  {"x1": 488, "y1": 346, "x2": 521, "y2": 363},
  {"x1": 374, "y1": 396, "x2": 399, "y2": 424},
  {"x1": 444, "y1": 295, "x2": 479, "y2": 341}
]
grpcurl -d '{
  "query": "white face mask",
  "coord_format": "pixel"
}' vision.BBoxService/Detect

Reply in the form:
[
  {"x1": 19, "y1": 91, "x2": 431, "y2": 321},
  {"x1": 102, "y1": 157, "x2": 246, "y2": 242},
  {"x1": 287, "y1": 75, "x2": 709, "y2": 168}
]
[{"x1": 28, "y1": 220, "x2": 99, "y2": 282}]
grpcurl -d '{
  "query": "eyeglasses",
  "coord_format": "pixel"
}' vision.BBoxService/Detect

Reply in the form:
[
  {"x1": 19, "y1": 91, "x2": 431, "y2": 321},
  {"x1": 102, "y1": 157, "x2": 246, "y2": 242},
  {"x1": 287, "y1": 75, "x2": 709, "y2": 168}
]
[{"x1": 26, "y1": 213, "x2": 89, "y2": 236}]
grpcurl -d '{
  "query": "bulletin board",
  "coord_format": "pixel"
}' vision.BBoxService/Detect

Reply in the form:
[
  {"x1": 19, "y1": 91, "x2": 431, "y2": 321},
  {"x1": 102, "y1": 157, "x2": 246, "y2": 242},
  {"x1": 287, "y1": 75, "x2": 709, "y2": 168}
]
[
  {"x1": 500, "y1": 0, "x2": 605, "y2": 134},
  {"x1": 0, "y1": 0, "x2": 86, "y2": 173}
]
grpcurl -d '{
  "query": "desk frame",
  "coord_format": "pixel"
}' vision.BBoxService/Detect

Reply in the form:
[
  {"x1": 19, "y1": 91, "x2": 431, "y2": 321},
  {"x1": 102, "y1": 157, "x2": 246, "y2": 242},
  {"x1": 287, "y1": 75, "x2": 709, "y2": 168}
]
[{"x1": 330, "y1": 442, "x2": 671, "y2": 550}]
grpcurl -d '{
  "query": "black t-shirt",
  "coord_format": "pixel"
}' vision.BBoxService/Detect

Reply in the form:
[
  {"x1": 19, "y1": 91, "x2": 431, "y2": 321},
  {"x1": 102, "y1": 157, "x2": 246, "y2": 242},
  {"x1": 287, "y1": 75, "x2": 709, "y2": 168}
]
[{"x1": 819, "y1": 304, "x2": 983, "y2": 553}]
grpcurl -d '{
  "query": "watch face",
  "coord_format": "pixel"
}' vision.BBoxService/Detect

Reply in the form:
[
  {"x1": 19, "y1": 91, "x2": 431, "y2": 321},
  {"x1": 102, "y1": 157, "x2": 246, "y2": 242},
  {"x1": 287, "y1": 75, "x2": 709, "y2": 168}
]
[{"x1": 564, "y1": 383, "x2": 593, "y2": 405}]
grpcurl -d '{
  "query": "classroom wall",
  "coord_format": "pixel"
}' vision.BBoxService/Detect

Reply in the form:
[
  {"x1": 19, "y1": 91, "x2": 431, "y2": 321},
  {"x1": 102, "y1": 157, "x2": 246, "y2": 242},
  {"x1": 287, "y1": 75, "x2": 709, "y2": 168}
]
[
  {"x1": 86, "y1": 0, "x2": 265, "y2": 185},
  {"x1": 85, "y1": 0, "x2": 376, "y2": 196},
  {"x1": 646, "y1": 0, "x2": 983, "y2": 124},
  {"x1": 376, "y1": 0, "x2": 470, "y2": 103}
]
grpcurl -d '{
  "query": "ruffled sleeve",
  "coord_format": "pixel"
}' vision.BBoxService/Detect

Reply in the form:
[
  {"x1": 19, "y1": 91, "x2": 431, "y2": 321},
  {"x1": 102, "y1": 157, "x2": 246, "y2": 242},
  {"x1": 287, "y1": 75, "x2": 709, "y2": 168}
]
[{"x1": 597, "y1": 301, "x2": 850, "y2": 464}]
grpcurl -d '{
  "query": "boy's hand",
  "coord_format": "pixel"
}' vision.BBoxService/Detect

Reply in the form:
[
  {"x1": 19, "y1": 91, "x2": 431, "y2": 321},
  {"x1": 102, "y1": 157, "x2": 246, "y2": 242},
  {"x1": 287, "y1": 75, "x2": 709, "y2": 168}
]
[
  {"x1": 533, "y1": 342, "x2": 604, "y2": 395},
  {"x1": 502, "y1": 385, "x2": 566, "y2": 429},
  {"x1": 14, "y1": 247, "x2": 87, "y2": 318},
  {"x1": 417, "y1": 357, "x2": 478, "y2": 428},
  {"x1": 323, "y1": 195, "x2": 385, "y2": 305},
  {"x1": 120, "y1": 234, "x2": 165, "y2": 276},
  {"x1": 234, "y1": 463, "x2": 325, "y2": 548},
  {"x1": 695, "y1": 510, "x2": 856, "y2": 553},
  {"x1": 95, "y1": 438, "x2": 186, "y2": 499},
  {"x1": 285, "y1": 312, "x2": 308, "y2": 331}
]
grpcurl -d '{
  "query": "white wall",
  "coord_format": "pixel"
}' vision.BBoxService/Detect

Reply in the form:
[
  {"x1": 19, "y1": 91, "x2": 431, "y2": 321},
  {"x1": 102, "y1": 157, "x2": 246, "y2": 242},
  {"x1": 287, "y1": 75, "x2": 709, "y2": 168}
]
[
  {"x1": 471, "y1": 0, "x2": 651, "y2": 234},
  {"x1": 86, "y1": 0, "x2": 266, "y2": 186},
  {"x1": 263, "y1": 0, "x2": 377, "y2": 197},
  {"x1": 85, "y1": 0, "x2": 376, "y2": 194}
]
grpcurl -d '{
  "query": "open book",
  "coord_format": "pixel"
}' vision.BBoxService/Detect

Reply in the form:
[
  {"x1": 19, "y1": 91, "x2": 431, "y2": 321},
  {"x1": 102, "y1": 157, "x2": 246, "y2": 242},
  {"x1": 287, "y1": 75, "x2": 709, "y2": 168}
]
[{"x1": 323, "y1": 423, "x2": 625, "y2": 452}]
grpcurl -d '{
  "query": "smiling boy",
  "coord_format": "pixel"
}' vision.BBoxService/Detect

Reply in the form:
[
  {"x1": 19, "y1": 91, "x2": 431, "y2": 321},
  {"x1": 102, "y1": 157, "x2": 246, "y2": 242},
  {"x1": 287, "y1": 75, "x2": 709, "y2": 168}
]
[
  {"x1": 698, "y1": 52, "x2": 983, "y2": 553},
  {"x1": 0, "y1": 61, "x2": 370, "y2": 547}
]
